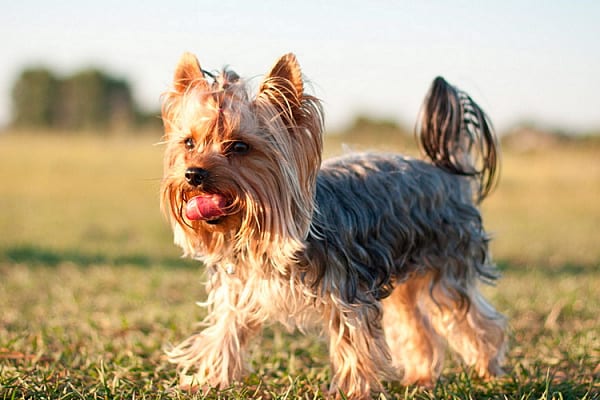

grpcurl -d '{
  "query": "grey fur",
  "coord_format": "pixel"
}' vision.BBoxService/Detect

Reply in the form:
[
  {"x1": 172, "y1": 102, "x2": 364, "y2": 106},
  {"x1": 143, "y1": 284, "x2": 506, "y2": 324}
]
[
  {"x1": 301, "y1": 77, "x2": 500, "y2": 316},
  {"x1": 303, "y1": 153, "x2": 495, "y2": 312}
]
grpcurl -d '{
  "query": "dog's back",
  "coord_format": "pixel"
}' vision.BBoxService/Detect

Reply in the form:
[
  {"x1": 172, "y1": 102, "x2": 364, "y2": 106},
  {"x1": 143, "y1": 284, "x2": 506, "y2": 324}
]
[
  {"x1": 304, "y1": 77, "x2": 500, "y2": 303},
  {"x1": 306, "y1": 153, "x2": 491, "y2": 303}
]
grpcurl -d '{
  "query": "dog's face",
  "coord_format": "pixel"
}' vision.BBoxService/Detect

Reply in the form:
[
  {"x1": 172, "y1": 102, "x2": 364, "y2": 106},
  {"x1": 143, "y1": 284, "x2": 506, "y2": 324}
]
[{"x1": 160, "y1": 53, "x2": 324, "y2": 265}]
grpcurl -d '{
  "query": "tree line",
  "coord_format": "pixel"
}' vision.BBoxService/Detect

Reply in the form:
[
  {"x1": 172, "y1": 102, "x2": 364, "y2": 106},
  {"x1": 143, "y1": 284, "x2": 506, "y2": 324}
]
[
  {"x1": 12, "y1": 67, "x2": 598, "y2": 140},
  {"x1": 10, "y1": 67, "x2": 160, "y2": 133}
]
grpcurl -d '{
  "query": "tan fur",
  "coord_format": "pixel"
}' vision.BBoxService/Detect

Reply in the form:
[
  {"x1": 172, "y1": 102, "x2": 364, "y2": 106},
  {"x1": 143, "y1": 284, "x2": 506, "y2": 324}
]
[
  {"x1": 382, "y1": 274, "x2": 444, "y2": 386},
  {"x1": 159, "y1": 52, "x2": 507, "y2": 399}
]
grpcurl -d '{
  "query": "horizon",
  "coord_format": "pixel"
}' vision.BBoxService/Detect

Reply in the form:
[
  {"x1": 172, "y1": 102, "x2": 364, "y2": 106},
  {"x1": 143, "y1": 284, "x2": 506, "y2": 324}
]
[{"x1": 2, "y1": 1, "x2": 599, "y2": 134}]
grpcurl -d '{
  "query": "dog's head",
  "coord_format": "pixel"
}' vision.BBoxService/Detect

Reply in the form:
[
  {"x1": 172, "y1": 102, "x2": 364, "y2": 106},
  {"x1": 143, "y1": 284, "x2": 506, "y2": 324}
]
[{"x1": 160, "y1": 53, "x2": 323, "y2": 268}]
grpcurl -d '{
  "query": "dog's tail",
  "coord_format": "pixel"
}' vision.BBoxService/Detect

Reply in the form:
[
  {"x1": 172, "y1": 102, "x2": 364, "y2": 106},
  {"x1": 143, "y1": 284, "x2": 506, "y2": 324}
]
[{"x1": 418, "y1": 77, "x2": 500, "y2": 203}]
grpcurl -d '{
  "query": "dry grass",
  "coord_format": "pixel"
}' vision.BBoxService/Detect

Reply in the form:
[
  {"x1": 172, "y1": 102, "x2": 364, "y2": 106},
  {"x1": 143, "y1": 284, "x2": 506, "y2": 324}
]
[{"x1": 0, "y1": 131, "x2": 598, "y2": 399}]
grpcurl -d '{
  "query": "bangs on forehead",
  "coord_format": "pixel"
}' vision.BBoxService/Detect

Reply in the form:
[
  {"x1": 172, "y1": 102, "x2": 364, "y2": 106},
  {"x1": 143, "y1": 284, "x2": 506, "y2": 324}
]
[{"x1": 178, "y1": 70, "x2": 254, "y2": 140}]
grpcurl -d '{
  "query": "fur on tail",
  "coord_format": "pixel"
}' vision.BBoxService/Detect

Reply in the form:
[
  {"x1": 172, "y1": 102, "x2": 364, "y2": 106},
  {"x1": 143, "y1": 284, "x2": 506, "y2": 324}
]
[{"x1": 418, "y1": 77, "x2": 500, "y2": 203}]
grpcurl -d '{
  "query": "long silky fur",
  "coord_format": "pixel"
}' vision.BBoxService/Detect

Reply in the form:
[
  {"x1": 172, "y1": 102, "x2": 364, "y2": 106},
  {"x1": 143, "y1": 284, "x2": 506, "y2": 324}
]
[
  {"x1": 418, "y1": 77, "x2": 499, "y2": 203},
  {"x1": 303, "y1": 153, "x2": 497, "y2": 311},
  {"x1": 160, "y1": 53, "x2": 507, "y2": 399},
  {"x1": 160, "y1": 56, "x2": 323, "y2": 271}
]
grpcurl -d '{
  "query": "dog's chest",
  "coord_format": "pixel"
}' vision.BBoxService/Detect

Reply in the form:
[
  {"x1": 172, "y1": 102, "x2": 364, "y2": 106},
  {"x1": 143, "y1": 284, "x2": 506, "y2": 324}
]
[{"x1": 252, "y1": 273, "x2": 324, "y2": 331}]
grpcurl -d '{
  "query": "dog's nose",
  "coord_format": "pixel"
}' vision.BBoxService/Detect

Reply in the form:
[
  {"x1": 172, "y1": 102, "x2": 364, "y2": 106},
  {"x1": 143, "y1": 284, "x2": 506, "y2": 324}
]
[{"x1": 185, "y1": 167, "x2": 209, "y2": 187}]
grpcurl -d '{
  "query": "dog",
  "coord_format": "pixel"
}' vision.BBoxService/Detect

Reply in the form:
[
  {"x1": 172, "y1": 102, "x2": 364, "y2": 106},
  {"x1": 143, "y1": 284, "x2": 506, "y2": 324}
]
[{"x1": 159, "y1": 52, "x2": 507, "y2": 399}]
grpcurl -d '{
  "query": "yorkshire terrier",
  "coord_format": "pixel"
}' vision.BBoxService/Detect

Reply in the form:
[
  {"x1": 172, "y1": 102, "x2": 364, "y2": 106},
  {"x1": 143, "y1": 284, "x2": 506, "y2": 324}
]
[{"x1": 160, "y1": 52, "x2": 507, "y2": 399}]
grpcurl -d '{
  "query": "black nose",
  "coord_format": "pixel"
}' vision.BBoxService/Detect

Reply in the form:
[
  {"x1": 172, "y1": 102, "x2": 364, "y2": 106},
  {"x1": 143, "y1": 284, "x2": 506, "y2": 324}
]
[{"x1": 185, "y1": 167, "x2": 209, "y2": 187}]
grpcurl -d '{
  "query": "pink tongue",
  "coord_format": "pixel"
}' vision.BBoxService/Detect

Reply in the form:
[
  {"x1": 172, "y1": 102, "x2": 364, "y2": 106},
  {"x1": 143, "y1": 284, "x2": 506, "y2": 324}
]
[{"x1": 185, "y1": 195, "x2": 228, "y2": 221}]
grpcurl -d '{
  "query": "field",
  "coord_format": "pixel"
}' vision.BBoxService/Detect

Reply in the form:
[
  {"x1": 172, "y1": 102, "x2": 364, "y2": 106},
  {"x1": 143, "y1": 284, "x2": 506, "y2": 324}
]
[{"x1": 0, "y1": 133, "x2": 598, "y2": 399}]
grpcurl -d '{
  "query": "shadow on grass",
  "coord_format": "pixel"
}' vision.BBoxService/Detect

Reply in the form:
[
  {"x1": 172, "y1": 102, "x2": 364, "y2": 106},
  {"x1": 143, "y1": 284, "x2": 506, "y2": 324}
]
[
  {"x1": 495, "y1": 259, "x2": 600, "y2": 276},
  {"x1": 3, "y1": 244, "x2": 598, "y2": 275},
  {"x1": 1, "y1": 244, "x2": 198, "y2": 269}
]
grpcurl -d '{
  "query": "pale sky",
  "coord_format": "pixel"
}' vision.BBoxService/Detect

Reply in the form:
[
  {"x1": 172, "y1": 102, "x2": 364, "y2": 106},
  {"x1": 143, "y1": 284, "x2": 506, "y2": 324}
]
[{"x1": 2, "y1": 1, "x2": 599, "y2": 133}]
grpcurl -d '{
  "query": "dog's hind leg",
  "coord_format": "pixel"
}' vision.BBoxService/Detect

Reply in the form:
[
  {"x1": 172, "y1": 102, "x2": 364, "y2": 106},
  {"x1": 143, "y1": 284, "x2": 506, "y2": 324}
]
[
  {"x1": 382, "y1": 274, "x2": 444, "y2": 386},
  {"x1": 424, "y1": 282, "x2": 507, "y2": 378}
]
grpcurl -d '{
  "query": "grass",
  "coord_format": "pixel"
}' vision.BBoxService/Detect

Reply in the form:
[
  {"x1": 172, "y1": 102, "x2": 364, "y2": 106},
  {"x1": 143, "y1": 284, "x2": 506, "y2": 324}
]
[{"x1": 1, "y1": 132, "x2": 599, "y2": 399}]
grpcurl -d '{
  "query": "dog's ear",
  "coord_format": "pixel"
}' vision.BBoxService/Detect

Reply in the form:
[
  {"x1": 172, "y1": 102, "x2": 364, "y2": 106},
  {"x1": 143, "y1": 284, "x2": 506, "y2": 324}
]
[
  {"x1": 173, "y1": 52, "x2": 207, "y2": 93},
  {"x1": 262, "y1": 53, "x2": 303, "y2": 96},
  {"x1": 258, "y1": 53, "x2": 305, "y2": 125}
]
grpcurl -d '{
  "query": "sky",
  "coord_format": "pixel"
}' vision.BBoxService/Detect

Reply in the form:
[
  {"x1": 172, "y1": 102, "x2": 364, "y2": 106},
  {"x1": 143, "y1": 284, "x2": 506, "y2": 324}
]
[{"x1": 2, "y1": 1, "x2": 599, "y2": 133}]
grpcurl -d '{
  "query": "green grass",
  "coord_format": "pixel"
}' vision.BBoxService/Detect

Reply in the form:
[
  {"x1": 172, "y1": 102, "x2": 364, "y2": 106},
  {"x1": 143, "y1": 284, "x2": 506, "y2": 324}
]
[{"x1": 1, "y1": 133, "x2": 599, "y2": 399}]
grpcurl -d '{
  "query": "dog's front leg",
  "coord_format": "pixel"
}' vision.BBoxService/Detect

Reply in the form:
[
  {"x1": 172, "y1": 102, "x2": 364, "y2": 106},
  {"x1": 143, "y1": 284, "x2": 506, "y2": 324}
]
[{"x1": 167, "y1": 270, "x2": 262, "y2": 391}]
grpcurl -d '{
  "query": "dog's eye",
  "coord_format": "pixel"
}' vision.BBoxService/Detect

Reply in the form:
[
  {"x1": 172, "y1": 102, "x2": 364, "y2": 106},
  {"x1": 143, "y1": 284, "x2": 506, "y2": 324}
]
[
  {"x1": 184, "y1": 137, "x2": 195, "y2": 151},
  {"x1": 227, "y1": 141, "x2": 250, "y2": 155}
]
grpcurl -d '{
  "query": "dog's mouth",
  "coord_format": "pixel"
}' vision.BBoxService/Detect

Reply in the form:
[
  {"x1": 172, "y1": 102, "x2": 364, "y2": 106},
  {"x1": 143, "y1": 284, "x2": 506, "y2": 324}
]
[{"x1": 184, "y1": 193, "x2": 230, "y2": 223}]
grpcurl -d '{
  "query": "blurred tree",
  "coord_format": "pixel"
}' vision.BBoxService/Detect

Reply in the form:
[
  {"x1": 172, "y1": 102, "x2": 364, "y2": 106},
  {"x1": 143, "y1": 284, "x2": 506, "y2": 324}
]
[
  {"x1": 11, "y1": 66, "x2": 143, "y2": 133},
  {"x1": 11, "y1": 67, "x2": 58, "y2": 129},
  {"x1": 339, "y1": 114, "x2": 416, "y2": 151},
  {"x1": 349, "y1": 115, "x2": 404, "y2": 132},
  {"x1": 54, "y1": 69, "x2": 135, "y2": 131}
]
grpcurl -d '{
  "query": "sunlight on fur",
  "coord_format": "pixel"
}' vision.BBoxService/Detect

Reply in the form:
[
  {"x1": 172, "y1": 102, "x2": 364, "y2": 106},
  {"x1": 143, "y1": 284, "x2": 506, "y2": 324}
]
[{"x1": 159, "y1": 52, "x2": 507, "y2": 399}]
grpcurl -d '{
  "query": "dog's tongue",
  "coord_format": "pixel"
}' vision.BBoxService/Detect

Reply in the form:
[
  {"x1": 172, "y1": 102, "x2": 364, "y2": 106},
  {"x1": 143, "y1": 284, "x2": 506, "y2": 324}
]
[{"x1": 185, "y1": 194, "x2": 228, "y2": 221}]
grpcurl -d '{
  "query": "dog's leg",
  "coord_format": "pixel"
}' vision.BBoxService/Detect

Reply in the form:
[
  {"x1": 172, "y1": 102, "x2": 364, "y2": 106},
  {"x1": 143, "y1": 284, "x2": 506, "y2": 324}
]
[
  {"x1": 167, "y1": 272, "x2": 262, "y2": 391},
  {"x1": 382, "y1": 275, "x2": 444, "y2": 386},
  {"x1": 424, "y1": 281, "x2": 507, "y2": 378},
  {"x1": 327, "y1": 302, "x2": 396, "y2": 399}
]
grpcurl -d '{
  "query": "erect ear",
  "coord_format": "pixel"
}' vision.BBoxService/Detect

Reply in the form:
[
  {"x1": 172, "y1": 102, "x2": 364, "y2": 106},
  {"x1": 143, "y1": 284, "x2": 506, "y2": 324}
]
[
  {"x1": 173, "y1": 52, "x2": 207, "y2": 93},
  {"x1": 261, "y1": 53, "x2": 303, "y2": 95},
  {"x1": 258, "y1": 53, "x2": 305, "y2": 123}
]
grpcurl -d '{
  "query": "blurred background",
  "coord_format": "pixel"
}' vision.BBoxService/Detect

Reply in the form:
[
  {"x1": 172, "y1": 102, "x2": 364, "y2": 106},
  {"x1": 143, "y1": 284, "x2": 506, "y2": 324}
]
[
  {"x1": 1, "y1": 0, "x2": 598, "y2": 268},
  {"x1": 2, "y1": 0, "x2": 600, "y2": 135}
]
